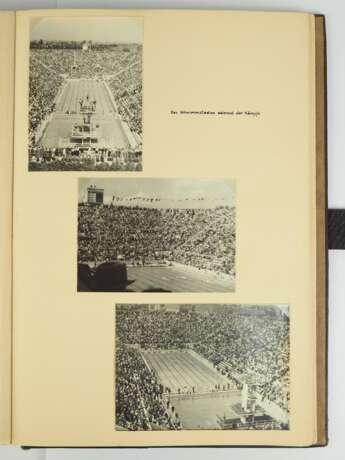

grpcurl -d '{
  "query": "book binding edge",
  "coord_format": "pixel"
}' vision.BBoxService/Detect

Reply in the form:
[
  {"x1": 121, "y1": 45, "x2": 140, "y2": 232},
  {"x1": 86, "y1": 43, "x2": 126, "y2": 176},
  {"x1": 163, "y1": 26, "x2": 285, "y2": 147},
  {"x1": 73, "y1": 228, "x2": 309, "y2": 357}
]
[
  {"x1": 0, "y1": 11, "x2": 15, "y2": 445},
  {"x1": 314, "y1": 13, "x2": 328, "y2": 447}
]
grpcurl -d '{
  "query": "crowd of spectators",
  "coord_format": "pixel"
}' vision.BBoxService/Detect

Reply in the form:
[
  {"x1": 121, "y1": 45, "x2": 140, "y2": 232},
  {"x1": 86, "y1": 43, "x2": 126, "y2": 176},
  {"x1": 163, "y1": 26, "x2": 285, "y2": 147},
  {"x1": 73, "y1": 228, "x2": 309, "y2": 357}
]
[
  {"x1": 116, "y1": 346, "x2": 182, "y2": 431},
  {"x1": 29, "y1": 58, "x2": 63, "y2": 146},
  {"x1": 108, "y1": 66, "x2": 142, "y2": 135},
  {"x1": 29, "y1": 42, "x2": 142, "y2": 170},
  {"x1": 29, "y1": 146, "x2": 142, "y2": 171},
  {"x1": 116, "y1": 306, "x2": 289, "y2": 421},
  {"x1": 78, "y1": 203, "x2": 235, "y2": 277}
]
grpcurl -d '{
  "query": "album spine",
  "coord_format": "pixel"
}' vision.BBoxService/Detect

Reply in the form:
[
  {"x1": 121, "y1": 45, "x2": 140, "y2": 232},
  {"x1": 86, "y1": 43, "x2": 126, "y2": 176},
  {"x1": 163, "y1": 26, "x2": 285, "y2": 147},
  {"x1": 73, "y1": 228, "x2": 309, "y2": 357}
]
[
  {"x1": 0, "y1": 11, "x2": 15, "y2": 445},
  {"x1": 314, "y1": 13, "x2": 328, "y2": 447}
]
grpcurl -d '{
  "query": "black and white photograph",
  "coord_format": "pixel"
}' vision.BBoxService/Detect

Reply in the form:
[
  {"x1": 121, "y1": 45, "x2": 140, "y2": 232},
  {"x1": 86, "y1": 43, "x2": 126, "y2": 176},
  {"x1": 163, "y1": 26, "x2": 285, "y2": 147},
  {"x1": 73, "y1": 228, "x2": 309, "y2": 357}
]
[
  {"x1": 28, "y1": 16, "x2": 142, "y2": 171},
  {"x1": 77, "y1": 178, "x2": 235, "y2": 292},
  {"x1": 115, "y1": 304, "x2": 290, "y2": 431}
]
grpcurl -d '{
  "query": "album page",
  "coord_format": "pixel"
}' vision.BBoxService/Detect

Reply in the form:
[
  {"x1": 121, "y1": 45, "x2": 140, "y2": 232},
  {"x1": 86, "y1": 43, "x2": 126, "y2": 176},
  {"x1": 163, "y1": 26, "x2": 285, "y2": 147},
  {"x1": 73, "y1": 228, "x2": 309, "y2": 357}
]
[
  {"x1": 0, "y1": 11, "x2": 15, "y2": 445},
  {"x1": 11, "y1": 9, "x2": 318, "y2": 446}
]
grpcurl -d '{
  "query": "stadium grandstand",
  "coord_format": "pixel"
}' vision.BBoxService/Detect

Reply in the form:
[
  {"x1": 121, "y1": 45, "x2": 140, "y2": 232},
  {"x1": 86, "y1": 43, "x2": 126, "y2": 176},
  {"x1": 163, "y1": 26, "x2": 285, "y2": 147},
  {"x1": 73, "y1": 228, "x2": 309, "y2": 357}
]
[
  {"x1": 77, "y1": 179, "x2": 236, "y2": 292},
  {"x1": 115, "y1": 304, "x2": 290, "y2": 431}
]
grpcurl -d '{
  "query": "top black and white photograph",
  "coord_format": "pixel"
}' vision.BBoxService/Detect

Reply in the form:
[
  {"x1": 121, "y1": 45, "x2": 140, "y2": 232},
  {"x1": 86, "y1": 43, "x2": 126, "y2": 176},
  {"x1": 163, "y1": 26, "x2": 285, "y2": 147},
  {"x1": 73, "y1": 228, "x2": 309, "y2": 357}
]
[
  {"x1": 77, "y1": 178, "x2": 235, "y2": 292},
  {"x1": 28, "y1": 16, "x2": 143, "y2": 171}
]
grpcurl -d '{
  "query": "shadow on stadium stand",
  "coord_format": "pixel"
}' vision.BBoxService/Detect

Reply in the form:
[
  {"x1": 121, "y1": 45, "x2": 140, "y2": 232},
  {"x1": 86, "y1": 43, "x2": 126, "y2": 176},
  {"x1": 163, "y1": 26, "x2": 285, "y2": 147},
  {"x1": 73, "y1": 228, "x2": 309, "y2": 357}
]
[
  {"x1": 78, "y1": 261, "x2": 135, "y2": 292},
  {"x1": 78, "y1": 261, "x2": 172, "y2": 292}
]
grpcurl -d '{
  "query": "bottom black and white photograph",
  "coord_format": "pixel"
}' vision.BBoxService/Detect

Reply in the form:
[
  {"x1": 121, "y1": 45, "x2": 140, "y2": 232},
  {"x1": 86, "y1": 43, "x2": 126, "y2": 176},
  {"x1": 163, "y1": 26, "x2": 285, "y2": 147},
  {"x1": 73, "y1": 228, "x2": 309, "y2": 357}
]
[{"x1": 115, "y1": 304, "x2": 290, "y2": 431}]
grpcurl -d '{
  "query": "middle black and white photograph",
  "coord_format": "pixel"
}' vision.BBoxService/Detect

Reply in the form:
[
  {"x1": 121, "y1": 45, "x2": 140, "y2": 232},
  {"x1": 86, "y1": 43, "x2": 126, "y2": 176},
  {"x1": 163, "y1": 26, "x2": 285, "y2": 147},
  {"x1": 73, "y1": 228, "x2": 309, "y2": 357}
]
[{"x1": 77, "y1": 178, "x2": 235, "y2": 292}]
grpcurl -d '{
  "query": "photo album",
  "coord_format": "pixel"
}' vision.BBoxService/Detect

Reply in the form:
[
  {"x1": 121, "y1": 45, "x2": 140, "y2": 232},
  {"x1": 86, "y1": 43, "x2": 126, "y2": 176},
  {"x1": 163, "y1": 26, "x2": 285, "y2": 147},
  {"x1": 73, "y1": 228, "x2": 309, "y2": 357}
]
[{"x1": 0, "y1": 9, "x2": 327, "y2": 447}]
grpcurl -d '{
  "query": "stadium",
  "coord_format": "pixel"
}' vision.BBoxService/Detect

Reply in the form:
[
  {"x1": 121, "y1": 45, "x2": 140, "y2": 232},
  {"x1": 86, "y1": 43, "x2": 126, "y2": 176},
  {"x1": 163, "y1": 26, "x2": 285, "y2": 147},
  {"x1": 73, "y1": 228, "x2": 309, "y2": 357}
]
[
  {"x1": 77, "y1": 179, "x2": 236, "y2": 293},
  {"x1": 28, "y1": 17, "x2": 142, "y2": 171},
  {"x1": 115, "y1": 304, "x2": 290, "y2": 431}
]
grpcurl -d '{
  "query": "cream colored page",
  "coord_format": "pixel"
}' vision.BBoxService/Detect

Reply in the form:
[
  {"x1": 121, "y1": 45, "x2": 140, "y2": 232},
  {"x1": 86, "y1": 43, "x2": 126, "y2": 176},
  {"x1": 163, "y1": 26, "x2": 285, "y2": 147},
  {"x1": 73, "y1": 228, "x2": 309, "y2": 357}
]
[
  {"x1": 12, "y1": 10, "x2": 316, "y2": 446},
  {"x1": 0, "y1": 11, "x2": 15, "y2": 445}
]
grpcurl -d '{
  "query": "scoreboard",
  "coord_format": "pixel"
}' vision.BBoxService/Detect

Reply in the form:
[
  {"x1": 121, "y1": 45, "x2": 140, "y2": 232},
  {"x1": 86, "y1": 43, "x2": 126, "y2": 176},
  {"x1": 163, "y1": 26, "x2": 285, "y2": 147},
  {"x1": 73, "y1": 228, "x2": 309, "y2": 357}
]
[{"x1": 87, "y1": 186, "x2": 104, "y2": 204}]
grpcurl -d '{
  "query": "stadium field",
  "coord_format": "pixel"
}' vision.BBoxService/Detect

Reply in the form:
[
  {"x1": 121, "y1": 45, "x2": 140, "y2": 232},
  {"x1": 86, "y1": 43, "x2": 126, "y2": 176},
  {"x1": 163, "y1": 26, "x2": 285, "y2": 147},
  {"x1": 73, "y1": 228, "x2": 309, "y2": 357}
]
[
  {"x1": 56, "y1": 79, "x2": 116, "y2": 115},
  {"x1": 127, "y1": 264, "x2": 235, "y2": 293},
  {"x1": 141, "y1": 349, "x2": 231, "y2": 393},
  {"x1": 170, "y1": 392, "x2": 242, "y2": 430},
  {"x1": 141, "y1": 348, "x2": 241, "y2": 429},
  {"x1": 39, "y1": 78, "x2": 131, "y2": 149}
]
